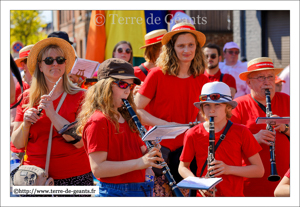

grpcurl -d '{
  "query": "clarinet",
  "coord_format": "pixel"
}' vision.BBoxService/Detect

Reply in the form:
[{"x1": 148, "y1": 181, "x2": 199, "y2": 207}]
[
  {"x1": 265, "y1": 89, "x2": 281, "y2": 182},
  {"x1": 206, "y1": 116, "x2": 216, "y2": 197},
  {"x1": 122, "y1": 99, "x2": 184, "y2": 197}
]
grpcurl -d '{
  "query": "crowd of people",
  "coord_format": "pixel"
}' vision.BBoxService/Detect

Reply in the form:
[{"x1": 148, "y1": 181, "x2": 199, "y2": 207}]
[{"x1": 10, "y1": 21, "x2": 290, "y2": 197}]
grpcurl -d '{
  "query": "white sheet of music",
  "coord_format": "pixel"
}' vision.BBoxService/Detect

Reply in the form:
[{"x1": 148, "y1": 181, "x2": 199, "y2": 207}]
[
  {"x1": 142, "y1": 124, "x2": 190, "y2": 141},
  {"x1": 177, "y1": 176, "x2": 223, "y2": 190}
]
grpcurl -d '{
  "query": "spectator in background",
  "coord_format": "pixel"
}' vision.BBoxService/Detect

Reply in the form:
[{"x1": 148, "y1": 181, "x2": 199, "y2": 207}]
[
  {"x1": 112, "y1": 41, "x2": 133, "y2": 65},
  {"x1": 275, "y1": 76, "x2": 286, "y2": 92},
  {"x1": 203, "y1": 43, "x2": 237, "y2": 99},
  {"x1": 278, "y1": 65, "x2": 289, "y2": 95},
  {"x1": 133, "y1": 29, "x2": 167, "y2": 95},
  {"x1": 219, "y1": 41, "x2": 250, "y2": 98}
]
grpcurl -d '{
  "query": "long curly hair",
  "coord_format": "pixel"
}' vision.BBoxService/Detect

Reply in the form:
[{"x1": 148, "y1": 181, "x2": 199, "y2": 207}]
[
  {"x1": 24, "y1": 45, "x2": 84, "y2": 109},
  {"x1": 156, "y1": 32, "x2": 206, "y2": 77},
  {"x1": 76, "y1": 77, "x2": 140, "y2": 136}
]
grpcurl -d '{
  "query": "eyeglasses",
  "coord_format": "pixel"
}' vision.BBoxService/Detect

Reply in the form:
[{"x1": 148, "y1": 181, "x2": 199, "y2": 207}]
[
  {"x1": 227, "y1": 50, "x2": 240, "y2": 55},
  {"x1": 42, "y1": 57, "x2": 66, "y2": 65},
  {"x1": 113, "y1": 80, "x2": 135, "y2": 90},
  {"x1": 205, "y1": 54, "x2": 217, "y2": 59},
  {"x1": 117, "y1": 48, "x2": 131, "y2": 54},
  {"x1": 249, "y1": 75, "x2": 275, "y2": 82},
  {"x1": 199, "y1": 93, "x2": 232, "y2": 102}
]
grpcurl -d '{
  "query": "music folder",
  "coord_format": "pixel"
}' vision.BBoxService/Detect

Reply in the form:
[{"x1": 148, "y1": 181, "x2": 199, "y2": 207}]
[
  {"x1": 70, "y1": 58, "x2": 100, "y2": 78},
  {"x1": 142, "y1": 124, "x2": 191, "y2": 141},
  {"x1": 177, "y1": 176, "x2": 223, "y2": 190},
  {"x1": 256, "y1": 117, "x2": 290, "y2": 125}
]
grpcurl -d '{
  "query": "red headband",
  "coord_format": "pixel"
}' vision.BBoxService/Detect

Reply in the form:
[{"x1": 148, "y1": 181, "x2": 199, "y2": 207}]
[
  {"x1": 145, "y1": 34, "x2": 164, "y2": 45},
  {"x1": 172, "y1": 25, "x2": 195, "y2": 32},
  {"x1": 19, "y1": 50, "x2": 30, "y2": 58},
  {"x1": 248, "y1": 62, "x2": 274, "y2": 71}
]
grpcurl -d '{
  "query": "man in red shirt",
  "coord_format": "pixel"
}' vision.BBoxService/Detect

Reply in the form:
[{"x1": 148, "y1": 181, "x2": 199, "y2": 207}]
[
  {"x1": 203, "y1": 43, "x2": 237, "y2": 99},
  {"x1": 231, "y1": 57, "x2": 290, "y2": 197}
]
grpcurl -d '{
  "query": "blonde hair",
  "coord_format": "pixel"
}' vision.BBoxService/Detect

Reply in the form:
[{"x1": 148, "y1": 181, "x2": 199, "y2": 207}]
[
  {"x1": 199, "y1": 103, "x2": 233, "y2": 121},
  {"x1": 76, "y1": 77, "x2": 139, "y2": 136},
  {"x1": 24, "y1": 45, "x2": 84, "y2": 109},
  {"x1": 156, "y1": 32, "x2": 207, "y2": 77}
]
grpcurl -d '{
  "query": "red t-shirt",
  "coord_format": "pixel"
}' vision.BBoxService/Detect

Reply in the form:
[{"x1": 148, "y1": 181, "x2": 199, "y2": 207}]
[
  {"x1": 134, "y1": 63, "x2": 150, "y2": 82},
  {"x1": 138, "y1": 67, "x2": 208, "y2": 151},
  {"x1": 15, "y1": 90, "x2": 91, "y2": 179},
  {"x1": 204, "y1": 70, "x2": 237, "y2": 91},
  {"x1": 231, "y1": 93, "x2": 290, "y2": 197},
  {"x1": 11, "y1": 81, "x2": 30, "y2": 153},
  {"x1": 82, "y1": 111, "x2": 146, "y2": 184},
  {"x1": 180, "y1": 122, "x2": 261, "y2": 197}
]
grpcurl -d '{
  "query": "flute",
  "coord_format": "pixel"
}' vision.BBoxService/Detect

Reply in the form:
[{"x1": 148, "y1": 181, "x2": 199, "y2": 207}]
[
  {"x1": 122, "y1": 99, "x2": 184, "y2": 197},
  {"x1": 37, "y1": 77, "x2": 62, "y2": 116}
]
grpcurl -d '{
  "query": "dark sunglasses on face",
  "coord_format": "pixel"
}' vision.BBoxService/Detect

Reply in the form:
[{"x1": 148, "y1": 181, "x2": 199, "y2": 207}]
[
  {"x1": 227, "y1": 50, "x2": 240, "y2": 55},
  {"x1": 205, "y1": 53, "x2": 217, "y2": 59},
  {"x1": 42, "y1": 56, "x2": 66, "y2": 65},
  {"x1": 199, "y1": 93, "x2": 232, "y2": 102},
  {"x1": 113, "y1": 80, "x2": 135, "y2": 90},
  {"x1": 117, "y1": 48, "x2": 131, "y2": 54}
]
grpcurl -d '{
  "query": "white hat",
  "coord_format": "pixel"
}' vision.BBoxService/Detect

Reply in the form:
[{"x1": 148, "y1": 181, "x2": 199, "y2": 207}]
[
  {"x1": 194, "y1": 82, "x2": 237, "y2": 109},
  {"x1": 223, "y1": 41, "x2": 240, "y2": 52}
]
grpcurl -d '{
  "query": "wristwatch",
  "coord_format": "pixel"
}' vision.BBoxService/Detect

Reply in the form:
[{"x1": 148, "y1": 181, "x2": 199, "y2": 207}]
[{"x1": 282, "y1": 124, "x2": 289, "y2": 133}]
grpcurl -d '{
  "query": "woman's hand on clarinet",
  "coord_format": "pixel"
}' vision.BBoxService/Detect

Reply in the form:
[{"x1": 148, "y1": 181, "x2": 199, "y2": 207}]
[
  {"x1": 254, "y1": 130, "x2": 275, "y2": 146},
  {"x1": 23, "y1": 108, "x2": 40, "y2": 126},
  {"x1": 38, "y1": 95, "x2": 55, "y2": 118},
  {"x1": 208, "y1": 159, "x2": 230, "y2": 177},
  {"x1": 138, "y1": 147, "x2": 164, "y2": 170}
]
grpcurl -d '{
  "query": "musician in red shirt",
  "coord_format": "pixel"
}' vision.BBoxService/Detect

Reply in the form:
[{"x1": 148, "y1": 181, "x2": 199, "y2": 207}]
[
  {"x1": 203, "y1": 43, "x2": 237, "y2": 98},
  {"x1": 135, "y1": 22, "x2": 209, "y2": 196},
  {"x1": 231, "y1": 57, "x2": 290, "y2": 197}
]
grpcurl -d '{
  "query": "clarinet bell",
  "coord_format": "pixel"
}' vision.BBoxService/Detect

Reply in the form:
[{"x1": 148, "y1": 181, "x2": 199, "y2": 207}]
[{"x1": 268, "y1": 163, "x2": 281, "y2": 182}]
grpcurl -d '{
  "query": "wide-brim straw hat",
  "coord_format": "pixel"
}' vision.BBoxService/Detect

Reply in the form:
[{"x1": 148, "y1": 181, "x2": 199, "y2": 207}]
[
  {"x1": 140, "y1": 29, "x2": 167, "y2": 49},
  {"x1": 239, "y1": 57, "x2": 283, "y2": 81},
  {"x1": 15, "y1": 44, "x2": 34, "y2": 67},
  {"x1": 161, "y1": 22, "x2": 206, "y2": 47},
  {"x1": 194, "y1": 82, "x2": 237, "y2": 109},
  {"x1": 27, "y1": 37, "x2": 75, "y2": 76}
]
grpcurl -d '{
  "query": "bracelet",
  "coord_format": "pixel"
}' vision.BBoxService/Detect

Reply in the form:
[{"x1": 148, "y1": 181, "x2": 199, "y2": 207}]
[{"x1": 282, "y1": 124, "x2": 289, "y2": 133}]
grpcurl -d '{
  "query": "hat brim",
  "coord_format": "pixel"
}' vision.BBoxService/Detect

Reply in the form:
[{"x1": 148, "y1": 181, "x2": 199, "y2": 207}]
[
  {"x1": 15, "y1": 57, "x2": 26, "y2": 68},
  {"x1": 239, "y1": 68, "x2": 284, "y2": 81},
  {"x1": 139, "y1": 41, "x2": 161, "y2": 49},
  {"x1": 110, "y1": 74, "x2": 141, "y2": 85},
  {"x1": 194, "y1": 99, "x2": 238, "y2": 110},
  {"x1": 27, "y1": 37, "x2": 75, "y2": 76},
  {"x1": 161, "y1": 30, "x2": 206, "y2": 47}
]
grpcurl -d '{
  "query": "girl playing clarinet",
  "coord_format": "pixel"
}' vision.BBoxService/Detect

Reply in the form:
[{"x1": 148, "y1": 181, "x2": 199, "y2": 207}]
[
  {"x1": 76, "y1": 58, "x2": 163, "y2": 197},
  {"x1": 178, "y1": 82, "x2": 264, "y2": 197}
]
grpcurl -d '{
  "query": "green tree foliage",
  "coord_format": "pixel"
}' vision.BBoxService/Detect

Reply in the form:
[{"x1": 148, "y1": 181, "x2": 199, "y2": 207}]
[{"x1": 10, "y1": 10, "x2": 47, "y2": 48}]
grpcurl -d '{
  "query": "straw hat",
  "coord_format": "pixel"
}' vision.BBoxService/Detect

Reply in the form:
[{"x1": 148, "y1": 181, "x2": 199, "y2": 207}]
[
  {"x1": 15, "y1": 44, "x2": 34, "y2": 67},
  {"x1": 194, "y1": 82, "x2": 237, "y2": 109},
  {"x1": 140, "y1": 29, "x2": 167, "y2": 49},
  {"x1": 161, "y1": 22, "x2": 206, "y2": 47},
  {"x1": 27, "y1": 37, "x2": 75, "y2": 76},
  {"x1": 239, "y1": 57, "x2": 283, "y2": 81}
]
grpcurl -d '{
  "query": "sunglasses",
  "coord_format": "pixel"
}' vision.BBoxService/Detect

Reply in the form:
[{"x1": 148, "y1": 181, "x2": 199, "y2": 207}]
[
  {"x1": 117, "y1": 48, "x2": 131, "y2": 54},
  {"x1": 113, "y1": 80, "x2": 135, "y2": 90},
  {"x1": 199, "y1": 93, "x2": 232, "y2": 102},
  {"x1": 205, "y1": 54, "x2": 217, "y2": 59},
  {"x1": 227, "y1": 50, "x2": 240, "y2": 55},
  {"x1": 42, "y1": 57, "x2": 66, "y2": 65}
]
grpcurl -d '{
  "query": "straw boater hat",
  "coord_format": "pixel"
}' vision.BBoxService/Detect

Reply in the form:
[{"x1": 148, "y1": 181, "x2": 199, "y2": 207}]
[
  {"x1": 239, "y1": 57, "x2": 284, "y2": 81},
  {"x1": 15, "y1": 44, "x2": 34, "y2": 67},
  {"x1": 161, "y1": 22, "x2": 206, "y2": 47},
  {"x1": 139, "y1": 29, "x2": 167, "y2": 49},
  {"x1": 194, "y1": 82, "x2": 237, "y2": 109},
  {"x1": 27, "y1": 37, "x2": 75, "y2": 76}
]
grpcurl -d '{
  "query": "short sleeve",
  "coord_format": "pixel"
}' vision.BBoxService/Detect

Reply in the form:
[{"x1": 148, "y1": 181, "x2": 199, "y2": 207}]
[
  {"x1": 138, "y1": 68, "x2": 159, "y2": 100},
  {"x1": 180, "y1": 128, "x2": 196, "y2": 162}
]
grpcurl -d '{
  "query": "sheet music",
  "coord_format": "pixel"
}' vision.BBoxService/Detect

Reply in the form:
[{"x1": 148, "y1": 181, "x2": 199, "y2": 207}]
[
  {"x1": 142, "y1": 124, "x2": 190, "y2": 141},
  {"x1": 70, "y1": 58, "x2": 100, "y2": 78},
  {"x1": 177, "y1": 176, "x2": 223, "y2": 190}
]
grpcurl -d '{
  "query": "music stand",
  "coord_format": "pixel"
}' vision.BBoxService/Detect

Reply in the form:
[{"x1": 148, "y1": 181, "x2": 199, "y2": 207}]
[{"x1": 256, "y1": 117, "x2": 290, "y2": 125}]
